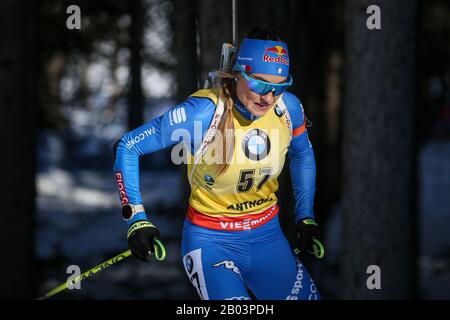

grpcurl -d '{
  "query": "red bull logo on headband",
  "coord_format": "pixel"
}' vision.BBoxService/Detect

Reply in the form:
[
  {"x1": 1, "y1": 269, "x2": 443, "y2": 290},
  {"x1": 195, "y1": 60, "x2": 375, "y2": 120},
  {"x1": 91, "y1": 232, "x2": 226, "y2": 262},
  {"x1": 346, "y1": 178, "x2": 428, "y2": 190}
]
[
  {"x1": 263, "y1": 46, "x2": 289, "y2": 65},
  {"x1": 265, "y1": 45, "x2": 288, "y2": 56},
  {"x1": 236, "y1": 39, "x2": 290, "y2": 77}
]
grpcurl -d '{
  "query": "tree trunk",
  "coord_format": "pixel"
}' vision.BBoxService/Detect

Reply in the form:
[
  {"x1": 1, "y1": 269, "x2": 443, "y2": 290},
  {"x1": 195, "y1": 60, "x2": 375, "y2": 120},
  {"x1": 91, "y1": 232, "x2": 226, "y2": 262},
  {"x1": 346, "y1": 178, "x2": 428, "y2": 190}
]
[
  {"x1": 196, "y1": 0, "x2": 232, "y2": 83},
  {"x1": 173, "y1": 0, "x2": 198, "y2": 100},
  {"x1": 172, "y1": 0, "x2": 199, "y2": 208},
  {"x1": 128, "y1": 0, "x2": 145, "y2": 130},
  {"x1": 0, "y1": 0, "x2": 37, "y2": 299},
  {"x1": 341, "y1": 0, "x2": 417, "y2": 299},
  {"x1": 41, "y1": 52, "x2": 67, "y2": 128}
]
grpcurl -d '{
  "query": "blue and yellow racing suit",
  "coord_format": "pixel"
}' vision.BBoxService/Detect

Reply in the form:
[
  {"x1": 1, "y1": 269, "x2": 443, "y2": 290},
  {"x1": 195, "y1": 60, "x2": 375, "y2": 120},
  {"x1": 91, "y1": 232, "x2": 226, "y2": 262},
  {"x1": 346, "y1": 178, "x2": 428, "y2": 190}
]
[{"x1": 113, "y1": 89, "x2": 319, "y2": 300}]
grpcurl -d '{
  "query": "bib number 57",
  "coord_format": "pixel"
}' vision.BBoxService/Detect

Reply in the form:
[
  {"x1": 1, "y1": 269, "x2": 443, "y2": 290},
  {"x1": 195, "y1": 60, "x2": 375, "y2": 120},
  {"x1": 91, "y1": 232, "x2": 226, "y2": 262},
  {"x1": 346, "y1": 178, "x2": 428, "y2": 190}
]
[{"x1": 236, "y1": 167, "x2": 272, "y2": 193}]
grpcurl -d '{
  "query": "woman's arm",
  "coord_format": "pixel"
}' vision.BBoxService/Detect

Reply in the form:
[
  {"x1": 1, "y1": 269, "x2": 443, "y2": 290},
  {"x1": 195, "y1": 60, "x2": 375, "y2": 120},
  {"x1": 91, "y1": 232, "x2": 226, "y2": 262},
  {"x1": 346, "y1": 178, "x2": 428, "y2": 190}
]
[
  {"x1": 113, "y1": 96, "x2": 215, "y2": 226},
  {"x1": 288, "y1": 131, "x2": 316, "y2": 223},
  {"x1": 284, "y1": 92, "x2": 316, "y2": 223}
]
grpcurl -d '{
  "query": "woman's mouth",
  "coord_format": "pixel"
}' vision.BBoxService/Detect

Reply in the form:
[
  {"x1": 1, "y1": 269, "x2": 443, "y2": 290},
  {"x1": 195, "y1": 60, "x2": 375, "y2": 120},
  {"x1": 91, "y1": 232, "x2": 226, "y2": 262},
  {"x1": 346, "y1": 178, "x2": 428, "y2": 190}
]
[{"x1": 254, "y1": 103, "x2": 271, "y2": 110}]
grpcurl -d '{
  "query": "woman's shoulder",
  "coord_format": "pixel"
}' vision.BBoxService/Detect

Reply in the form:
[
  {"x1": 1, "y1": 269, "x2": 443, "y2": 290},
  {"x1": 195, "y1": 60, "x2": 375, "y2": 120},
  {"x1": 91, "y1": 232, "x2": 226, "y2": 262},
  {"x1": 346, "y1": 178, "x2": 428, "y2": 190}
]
[
  {"x1": 189, "y1": 88, "x2": 220, "y2": 104},
  {"x1": 177, "y1": 89, "x2": 218, "y2": 123},
  {"x1": 280, "y1": 91, "x2": 305, "y2": 127}
]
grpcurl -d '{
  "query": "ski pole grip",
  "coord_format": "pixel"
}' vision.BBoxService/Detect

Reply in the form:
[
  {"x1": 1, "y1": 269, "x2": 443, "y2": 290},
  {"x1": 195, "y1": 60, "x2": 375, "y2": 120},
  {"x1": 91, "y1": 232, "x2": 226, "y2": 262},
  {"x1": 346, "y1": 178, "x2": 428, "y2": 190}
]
[
  {"x1": 293, "y1": 239, "x2": 325, "y2": 259},
  {"x1": 153, "y1": 239, "x2": 166, "y2": 261},
  {"x1": 311, "y1": 238, "x2": 325, "y2": 259}
]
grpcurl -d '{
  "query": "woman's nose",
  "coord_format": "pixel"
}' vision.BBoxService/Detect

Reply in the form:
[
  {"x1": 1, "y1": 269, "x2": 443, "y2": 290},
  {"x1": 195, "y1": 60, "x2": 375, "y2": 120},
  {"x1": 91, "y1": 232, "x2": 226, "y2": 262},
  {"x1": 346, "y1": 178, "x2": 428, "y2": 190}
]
[{"x1": 261, "y1": 91, "x2": 275, "y2": 102}]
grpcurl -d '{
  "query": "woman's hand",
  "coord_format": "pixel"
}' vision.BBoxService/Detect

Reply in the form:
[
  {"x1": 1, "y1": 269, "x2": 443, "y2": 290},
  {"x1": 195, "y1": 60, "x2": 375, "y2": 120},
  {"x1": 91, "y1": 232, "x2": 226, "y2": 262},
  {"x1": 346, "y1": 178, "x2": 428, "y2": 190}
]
[
  {"x1": 127, "y1": 221, "x2": 161, "y2": 261},
  {"x1": 296, "y1": 218, "x2": 325, "y2": 259}
]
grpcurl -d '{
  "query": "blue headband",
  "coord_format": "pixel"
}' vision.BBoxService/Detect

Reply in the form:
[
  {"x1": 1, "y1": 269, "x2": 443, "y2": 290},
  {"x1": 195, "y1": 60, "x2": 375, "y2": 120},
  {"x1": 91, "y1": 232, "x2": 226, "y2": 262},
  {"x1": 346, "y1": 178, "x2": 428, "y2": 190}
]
[{"x1": 234, "y1": 38, "x2": 290, "y2": 77}]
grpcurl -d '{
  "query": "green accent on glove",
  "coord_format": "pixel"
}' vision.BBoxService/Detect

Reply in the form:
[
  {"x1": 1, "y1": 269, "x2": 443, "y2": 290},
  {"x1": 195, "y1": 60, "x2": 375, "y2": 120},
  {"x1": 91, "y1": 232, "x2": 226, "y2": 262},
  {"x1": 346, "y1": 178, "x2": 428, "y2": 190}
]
[
  {"x1": 127, "y1": 221, "x2": 156, "y2": 239},
  {"x1": 301, "y1": 218, "x2": 318, "y2": 227}
]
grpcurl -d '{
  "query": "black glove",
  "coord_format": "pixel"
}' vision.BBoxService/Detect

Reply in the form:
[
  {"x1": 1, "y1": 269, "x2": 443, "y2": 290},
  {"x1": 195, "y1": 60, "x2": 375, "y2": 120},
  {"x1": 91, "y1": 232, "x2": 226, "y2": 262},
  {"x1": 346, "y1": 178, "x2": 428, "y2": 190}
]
[
  {"x1": 127, "y1": 220, "x2": 160, "y2": 262},
  {"x1": 296, "y1": 218, "x2": 325, "y2": 259}
]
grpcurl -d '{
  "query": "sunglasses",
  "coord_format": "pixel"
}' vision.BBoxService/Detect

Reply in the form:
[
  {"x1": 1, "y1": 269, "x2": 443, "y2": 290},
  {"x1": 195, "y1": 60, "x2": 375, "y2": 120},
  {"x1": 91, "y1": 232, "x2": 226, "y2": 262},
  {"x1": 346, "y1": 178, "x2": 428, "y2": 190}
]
[{"x1": 234, "y1": 64, "x2": 293, "y2": 96}]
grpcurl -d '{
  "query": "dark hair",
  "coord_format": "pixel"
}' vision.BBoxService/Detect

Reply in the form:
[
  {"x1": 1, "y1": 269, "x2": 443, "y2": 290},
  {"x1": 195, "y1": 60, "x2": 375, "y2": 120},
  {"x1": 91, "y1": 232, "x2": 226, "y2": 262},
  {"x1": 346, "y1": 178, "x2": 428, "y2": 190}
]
[
  {"x1": 245, "y1": 26, "x2": 284, "y2": 42},
  {"x1": 215, "y1": 27, "x2": 284, "y2": 175}
]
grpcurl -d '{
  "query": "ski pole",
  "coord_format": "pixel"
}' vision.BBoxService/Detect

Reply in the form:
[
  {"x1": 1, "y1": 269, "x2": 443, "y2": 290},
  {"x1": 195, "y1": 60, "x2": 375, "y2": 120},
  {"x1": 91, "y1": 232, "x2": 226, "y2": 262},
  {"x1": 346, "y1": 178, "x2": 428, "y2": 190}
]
[{"x1": 37, "y1": 239, "x2": 166, "y2": 300}]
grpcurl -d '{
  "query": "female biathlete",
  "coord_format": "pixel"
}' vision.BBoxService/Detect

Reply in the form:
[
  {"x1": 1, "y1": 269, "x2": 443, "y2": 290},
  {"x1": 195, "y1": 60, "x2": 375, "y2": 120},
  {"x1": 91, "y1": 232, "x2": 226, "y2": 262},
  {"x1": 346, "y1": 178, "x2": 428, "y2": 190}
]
[{"x1": 113, "y1": 27, "x2": 324, "y2": 300}]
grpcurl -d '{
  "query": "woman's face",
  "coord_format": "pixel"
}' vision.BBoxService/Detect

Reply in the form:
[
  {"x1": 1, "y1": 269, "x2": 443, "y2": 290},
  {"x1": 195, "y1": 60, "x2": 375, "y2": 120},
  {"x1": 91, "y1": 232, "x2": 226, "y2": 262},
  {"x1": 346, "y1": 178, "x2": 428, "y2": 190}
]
[{"x1": 236, "y1": 72, "x2": 287, "y2": 117}]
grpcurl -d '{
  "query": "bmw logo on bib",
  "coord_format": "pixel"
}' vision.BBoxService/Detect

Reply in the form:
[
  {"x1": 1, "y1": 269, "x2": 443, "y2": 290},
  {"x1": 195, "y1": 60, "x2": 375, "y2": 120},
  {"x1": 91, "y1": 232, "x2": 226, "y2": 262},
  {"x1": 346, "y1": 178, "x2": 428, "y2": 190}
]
[
  {"x1": 274, "y1": 105, "x2": 283, "y2": 117},
  {"x1": 242, "y1": 129, "x2": 271, "y2": 161}
]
